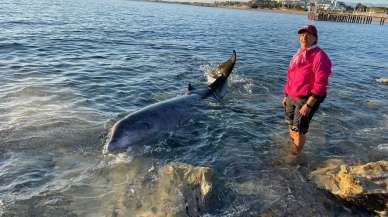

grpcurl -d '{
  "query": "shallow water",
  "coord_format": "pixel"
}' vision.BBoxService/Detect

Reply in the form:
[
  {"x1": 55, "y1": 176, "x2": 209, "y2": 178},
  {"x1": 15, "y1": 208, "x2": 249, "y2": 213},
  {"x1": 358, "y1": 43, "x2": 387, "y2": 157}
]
[{"x1": 1, "y1": 0, "x2": 388, "y2": 216}]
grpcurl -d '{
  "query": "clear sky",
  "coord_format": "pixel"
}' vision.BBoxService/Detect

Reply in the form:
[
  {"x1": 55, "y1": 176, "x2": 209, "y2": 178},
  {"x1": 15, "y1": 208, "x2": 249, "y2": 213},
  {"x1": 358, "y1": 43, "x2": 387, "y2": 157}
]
[{"x1": 343, "y1": 0, "x2": 388, "y2": 6}]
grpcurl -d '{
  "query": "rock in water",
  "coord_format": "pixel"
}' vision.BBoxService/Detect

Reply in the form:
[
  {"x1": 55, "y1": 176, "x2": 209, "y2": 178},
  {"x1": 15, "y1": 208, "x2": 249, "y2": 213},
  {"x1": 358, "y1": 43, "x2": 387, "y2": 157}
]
[
  {"x1": 310, "y1": 160, "x2": 388, "y2": 215},
  {"x1": 136, "y1": 162, "x2": 214, "y2": 217},
  {"x1": 376, "y1": 77, "x2": 388, "y2": 84}
]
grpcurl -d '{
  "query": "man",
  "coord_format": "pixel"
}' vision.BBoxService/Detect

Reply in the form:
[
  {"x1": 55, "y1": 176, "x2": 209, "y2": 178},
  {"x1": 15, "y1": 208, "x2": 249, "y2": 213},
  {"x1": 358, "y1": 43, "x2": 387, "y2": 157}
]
[{"x1": 282, "y1": 25, "x2": 332, "y2": 154}]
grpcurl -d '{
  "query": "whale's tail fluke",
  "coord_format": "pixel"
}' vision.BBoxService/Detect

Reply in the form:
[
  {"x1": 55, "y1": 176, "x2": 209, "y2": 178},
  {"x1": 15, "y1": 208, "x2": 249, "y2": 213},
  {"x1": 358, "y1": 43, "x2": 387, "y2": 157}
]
[{"x1": 206, "y1": 50, "x2": 237, "y2": 99}]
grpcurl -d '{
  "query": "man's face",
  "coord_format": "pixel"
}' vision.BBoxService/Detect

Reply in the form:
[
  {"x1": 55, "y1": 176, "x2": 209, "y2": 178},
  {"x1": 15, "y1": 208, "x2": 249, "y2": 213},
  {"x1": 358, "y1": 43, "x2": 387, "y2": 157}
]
[{"x1": 298, "y1": 32, "x2": 317, "y2": 49}]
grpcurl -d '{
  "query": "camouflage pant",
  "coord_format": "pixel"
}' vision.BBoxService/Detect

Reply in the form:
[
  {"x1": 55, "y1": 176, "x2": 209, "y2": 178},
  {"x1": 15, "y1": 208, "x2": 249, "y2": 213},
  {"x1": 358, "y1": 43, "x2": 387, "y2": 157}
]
[{"x1": 284, "y1": 96, "x2": 321, "y2": 134}]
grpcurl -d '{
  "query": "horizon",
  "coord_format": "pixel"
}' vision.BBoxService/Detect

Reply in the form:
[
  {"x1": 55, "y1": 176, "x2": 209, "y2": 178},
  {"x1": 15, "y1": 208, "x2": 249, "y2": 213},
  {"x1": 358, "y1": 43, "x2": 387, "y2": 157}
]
[
  {"x1": 342, "y1": 0, "x2": 388, "y2": 6},
  {"x1": 158, "y1": 0, "x2": 388, "y2": 7}
]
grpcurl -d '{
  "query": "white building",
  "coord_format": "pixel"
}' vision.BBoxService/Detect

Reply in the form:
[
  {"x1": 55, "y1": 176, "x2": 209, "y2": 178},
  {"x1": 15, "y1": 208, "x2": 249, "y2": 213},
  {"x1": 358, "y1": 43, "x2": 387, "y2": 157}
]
[
  {"x1": 314, "y1": 0, "x2": 333, "y2": 10},
  {"x1": 273, "y1": 0, "x2": 307, "y2": 8},
  {"x1": 308, "y1": 0, "x2": 345, "y2": 11},
  {"x1": 255, "y1": 0, "x2": 346, "y2": 10}
]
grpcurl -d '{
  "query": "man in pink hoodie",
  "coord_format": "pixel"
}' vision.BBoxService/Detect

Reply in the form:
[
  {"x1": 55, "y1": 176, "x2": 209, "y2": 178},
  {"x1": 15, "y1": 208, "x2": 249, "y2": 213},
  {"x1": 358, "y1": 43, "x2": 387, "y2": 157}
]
[{"x1": 282, "y1": 25, "x2": 332, "y2": 154}]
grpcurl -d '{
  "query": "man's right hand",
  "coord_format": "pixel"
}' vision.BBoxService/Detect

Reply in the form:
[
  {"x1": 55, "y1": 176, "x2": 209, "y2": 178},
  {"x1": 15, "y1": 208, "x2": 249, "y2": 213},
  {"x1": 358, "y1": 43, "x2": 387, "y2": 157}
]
[{"x1": 282, "y1": 96, "x2": 287, "y2": 108}]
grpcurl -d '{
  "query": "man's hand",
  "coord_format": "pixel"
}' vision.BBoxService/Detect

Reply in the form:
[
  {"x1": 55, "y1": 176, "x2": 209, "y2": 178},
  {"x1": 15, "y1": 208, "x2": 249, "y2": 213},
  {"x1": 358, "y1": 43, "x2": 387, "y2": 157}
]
[
  {"x1": 299, "y1": 104, "x2": 310, "y2": 116},
  {"x1": 282, "y1": 96, "x2": 287, "y2": 108}
]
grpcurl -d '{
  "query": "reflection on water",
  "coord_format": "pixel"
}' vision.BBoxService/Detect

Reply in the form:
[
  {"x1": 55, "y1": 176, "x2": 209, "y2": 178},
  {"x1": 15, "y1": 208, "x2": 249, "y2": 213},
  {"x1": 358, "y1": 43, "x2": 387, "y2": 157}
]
[{"x1": 1, "y1": 0, "x2": 388, "y2": 216}]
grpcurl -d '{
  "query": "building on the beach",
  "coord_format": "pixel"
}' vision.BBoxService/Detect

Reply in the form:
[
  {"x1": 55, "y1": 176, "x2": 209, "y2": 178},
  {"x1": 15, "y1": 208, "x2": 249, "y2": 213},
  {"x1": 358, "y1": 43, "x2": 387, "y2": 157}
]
[
  {"x1": 273, "y1": 0, "x2": 306, "y2": 8},
  {"x1": 333, "y1": 1, "x2": 347, "y2": 11},
  {"x1": 251, "y1": 0, "x2": 349, "y2": 11},
  {"x1": 269, "y1": 0, "x2": 334, "y2": 10},
  {"x1": 253, "y1": 0, "x2": 276, "y2": 8},
  {"x1": 307, "y1": 0, "x2": 348, "y2": 12},
  {"x1": 311, "y1": 0, "x2": 333, "y2": 10}
]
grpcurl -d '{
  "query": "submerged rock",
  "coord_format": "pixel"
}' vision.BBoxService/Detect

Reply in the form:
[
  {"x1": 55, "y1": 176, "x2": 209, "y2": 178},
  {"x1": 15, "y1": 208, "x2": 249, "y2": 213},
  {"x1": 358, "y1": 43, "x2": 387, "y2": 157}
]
[
  {"x1": 140, "y1": 162, "x2": 213, "y2": 217},
  {"x1": 376, "y1": 77, "x2": 388, "y2": 84},
  {"x1": 368, "y1": 144, "x2": 388, "y2": 162},
  {"x1": 111, "y1": 162, "x2": 214, "y2": 217},
  {"x1": 310, "y1": 160, "x2": 388, "y2": 215}
]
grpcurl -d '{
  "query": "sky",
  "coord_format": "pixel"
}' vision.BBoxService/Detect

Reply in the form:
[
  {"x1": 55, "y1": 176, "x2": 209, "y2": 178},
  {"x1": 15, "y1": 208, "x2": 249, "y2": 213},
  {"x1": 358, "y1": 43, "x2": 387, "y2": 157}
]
[{"x1": 342, "y1": 0, "x2": 388, "y2": 6}]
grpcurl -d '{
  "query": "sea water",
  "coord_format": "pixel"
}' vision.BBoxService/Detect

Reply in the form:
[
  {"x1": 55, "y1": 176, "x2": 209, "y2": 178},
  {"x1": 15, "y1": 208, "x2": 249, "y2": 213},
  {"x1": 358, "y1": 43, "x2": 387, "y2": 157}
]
[{"x1": 1, "y1": 0, "x2": 387, "y2": 216}]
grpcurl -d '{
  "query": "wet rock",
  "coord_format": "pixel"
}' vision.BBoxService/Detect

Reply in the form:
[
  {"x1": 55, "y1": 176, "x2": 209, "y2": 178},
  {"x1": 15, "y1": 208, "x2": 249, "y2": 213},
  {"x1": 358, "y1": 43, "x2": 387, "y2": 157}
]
[
  {"x1": 0, "y1": 192, "x2": 77, "y2": 217},
  {"x1": 368, "y1": 144, "x2": 388, "y2": 162},
  {"x1": 310, "y1": 159, "x2": 388, "y2": 215},
  {"x1": 140, "y1": 162, "x2": 213, "y2": 217},
  {"x1": 376, "y1": 77, "x2": 388, "y2": 84},
  {"x1": 214, "y1": 162, "x2": 362, "y2": 217}
]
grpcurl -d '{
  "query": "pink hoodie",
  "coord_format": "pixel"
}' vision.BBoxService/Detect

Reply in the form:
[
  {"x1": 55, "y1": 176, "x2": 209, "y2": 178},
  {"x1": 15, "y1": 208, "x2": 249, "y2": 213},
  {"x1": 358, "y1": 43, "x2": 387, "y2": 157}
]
[{"x1": 284, "y1": 46, "x2": 332, "y2": 100}]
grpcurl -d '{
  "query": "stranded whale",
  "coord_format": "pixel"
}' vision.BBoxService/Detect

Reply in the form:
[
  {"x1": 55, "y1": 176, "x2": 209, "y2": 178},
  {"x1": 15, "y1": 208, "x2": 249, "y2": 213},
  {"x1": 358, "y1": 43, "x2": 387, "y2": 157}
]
[{"x1": 104, "y1": 50, "x2": 237, "y2": 153}]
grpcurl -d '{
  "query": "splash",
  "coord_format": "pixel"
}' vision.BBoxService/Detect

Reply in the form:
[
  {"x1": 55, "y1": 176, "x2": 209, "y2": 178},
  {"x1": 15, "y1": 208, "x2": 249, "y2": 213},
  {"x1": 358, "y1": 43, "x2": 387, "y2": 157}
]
[
  {"x1": 200, "y1": 63, "x2": 219, "y2": 85},
  {"x1": 377, "y1": 144, "x2": 388, "y2": 152},
  {"x1": 229, "y1": 73, "x2": 254, "y2": 95}
]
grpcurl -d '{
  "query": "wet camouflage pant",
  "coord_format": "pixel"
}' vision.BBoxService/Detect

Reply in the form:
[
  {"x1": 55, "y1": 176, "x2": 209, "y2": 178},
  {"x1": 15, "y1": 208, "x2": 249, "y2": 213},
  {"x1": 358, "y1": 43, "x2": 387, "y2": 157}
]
[{"x1": 284, "y1": 96, "x2": 320, "y2": 134}]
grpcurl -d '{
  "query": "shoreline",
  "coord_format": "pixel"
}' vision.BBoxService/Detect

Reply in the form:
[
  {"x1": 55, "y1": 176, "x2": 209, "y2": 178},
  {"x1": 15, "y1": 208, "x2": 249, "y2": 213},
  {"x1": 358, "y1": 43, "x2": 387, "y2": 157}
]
[
  {"x1": 145, "y1": 0, "x2": 308, "y2": 16},
  {"x1": 212, "y1": 4, "x2": 309, "y2": 15},
  {"x1": 252, "y1": 7, "x2": 308, "y2": 15},
  {"x1": 144, "y1": 0, "x2": 387, "y2": 19}
]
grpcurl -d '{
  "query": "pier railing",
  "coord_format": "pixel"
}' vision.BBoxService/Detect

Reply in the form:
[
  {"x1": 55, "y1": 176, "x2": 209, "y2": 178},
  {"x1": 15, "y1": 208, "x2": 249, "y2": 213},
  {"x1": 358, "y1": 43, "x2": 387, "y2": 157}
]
[{"x1": 308, "y1": 11, "x2": 386, "y2": 25}]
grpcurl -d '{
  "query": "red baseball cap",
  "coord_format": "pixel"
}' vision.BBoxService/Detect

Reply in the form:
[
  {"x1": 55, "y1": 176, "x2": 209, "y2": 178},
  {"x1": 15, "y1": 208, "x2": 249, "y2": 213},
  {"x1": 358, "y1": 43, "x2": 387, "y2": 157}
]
[{"x1": 297, "y1": 25, "x2": 318, "y2": 37}]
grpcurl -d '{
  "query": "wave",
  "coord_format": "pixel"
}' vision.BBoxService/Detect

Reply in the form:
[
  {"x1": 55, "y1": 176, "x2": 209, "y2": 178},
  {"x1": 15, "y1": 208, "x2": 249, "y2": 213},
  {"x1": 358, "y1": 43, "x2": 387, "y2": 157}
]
[{"x1": 0, "y1": 42, "x2": 27, "y2": 51}]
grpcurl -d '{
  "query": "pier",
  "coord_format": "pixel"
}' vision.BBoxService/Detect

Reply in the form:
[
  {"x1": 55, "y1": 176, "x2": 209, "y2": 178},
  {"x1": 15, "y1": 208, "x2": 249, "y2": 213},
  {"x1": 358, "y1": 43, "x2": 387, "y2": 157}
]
[{"x1": 308, "y1": 11, "x2": 386, "y2": 25}]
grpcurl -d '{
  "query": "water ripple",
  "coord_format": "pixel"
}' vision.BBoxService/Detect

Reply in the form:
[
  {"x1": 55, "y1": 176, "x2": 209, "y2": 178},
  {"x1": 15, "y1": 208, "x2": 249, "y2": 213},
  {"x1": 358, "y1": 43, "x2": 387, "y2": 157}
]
[{"x1": 0, "y1": 0, "x2": 387, "y2": 216}]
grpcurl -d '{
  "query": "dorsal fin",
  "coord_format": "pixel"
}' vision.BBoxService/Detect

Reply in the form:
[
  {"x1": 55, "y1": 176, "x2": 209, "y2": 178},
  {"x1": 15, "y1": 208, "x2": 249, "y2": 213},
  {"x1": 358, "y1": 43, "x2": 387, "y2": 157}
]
[{"x1": 187, "y1": 83, "x2": 194, "y2": 91}]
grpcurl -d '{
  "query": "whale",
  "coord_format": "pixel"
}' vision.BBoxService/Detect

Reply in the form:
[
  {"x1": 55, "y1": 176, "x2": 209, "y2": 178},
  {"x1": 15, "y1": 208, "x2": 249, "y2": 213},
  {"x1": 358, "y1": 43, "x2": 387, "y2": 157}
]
[{"x1": 103, "y1": 50, "x2": 237, "y2": 153}]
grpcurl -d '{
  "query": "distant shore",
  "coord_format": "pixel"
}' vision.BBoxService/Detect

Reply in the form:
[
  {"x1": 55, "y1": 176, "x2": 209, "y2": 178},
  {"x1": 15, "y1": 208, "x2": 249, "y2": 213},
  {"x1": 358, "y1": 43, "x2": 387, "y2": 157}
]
[
  {"x1": 145, "y1": 0, "x2": 387, "y2": 19},
  {"x1": 214, "y1": 4, "x2": 309, "y2": 15},
  {"x1": 253, "y1": 7, "x2": 308, "y2": 15},
  {"x1": 146, "y1": 0, "x2": 308, "y2": 16}
]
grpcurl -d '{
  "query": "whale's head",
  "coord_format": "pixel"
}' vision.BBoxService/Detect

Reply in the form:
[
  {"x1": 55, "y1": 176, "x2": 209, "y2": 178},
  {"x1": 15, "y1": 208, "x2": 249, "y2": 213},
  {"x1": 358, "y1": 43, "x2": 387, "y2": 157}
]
[{"x1": 103, "y1": 115, "x2": 157, "y2": 153}]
